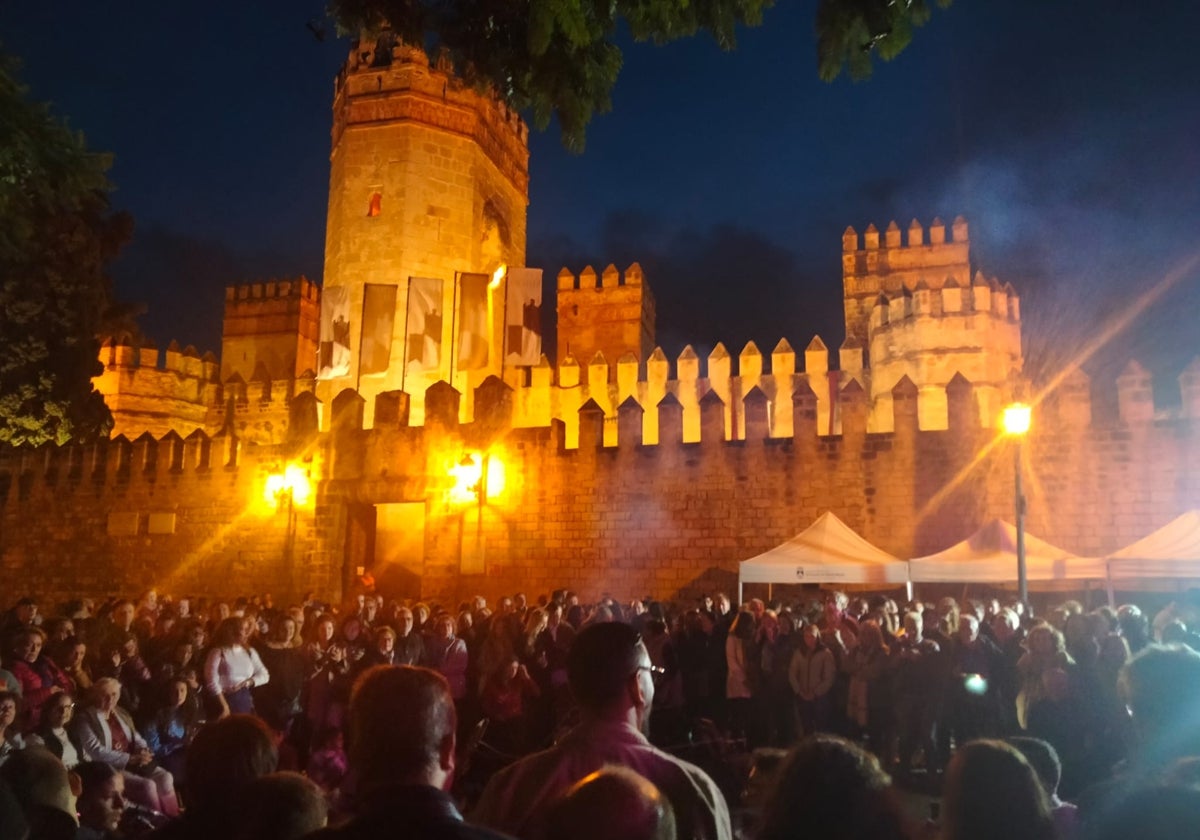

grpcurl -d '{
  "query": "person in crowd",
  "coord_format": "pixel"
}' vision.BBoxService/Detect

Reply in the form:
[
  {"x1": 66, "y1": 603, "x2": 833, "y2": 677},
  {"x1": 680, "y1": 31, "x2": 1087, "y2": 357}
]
[
  {"x1": 845, "y1": 619, "x2": 892, "y2": 757},
  {"x1": 306, "y1": 726, "x2": 348, "y2": 794},
  {"x1": 204, "y1": 616, "x2": 270, "y2": 718},
  {"x1": 0, "y1": 597, "x2": 39, "y2": 655},
  {"x1": 72, "y1": 677, "x2": 179, "y2": 816},
  {"x1": 756, "y1": 611, "x2": 795, "y2": 747},
  {"x1": 893, "y1": 611, "x2": 941, "y2": 776},
  {"x1": 336, "y1": 615, "x2": 368, "y2": 668},
  {"x1": 537, "y1": 602, "x2": 576, "y2": 729},
  {"x1": 0, "y1": 745, "x2": 79, "y2": 840},
  {"x1": 481, "y1": 655, "x2": 541, "y2": 757},
  {"x1": 141, "y1": 678, "x2": 197, "y2": 786},
  {"x1": 940, "y1": 739, "x2": 1055, "y2": 840},
  {"x1": 51, "y1": 636, "x2": 93, "y2": 696},
  {"x1": 948, "y1": 613, "x2": 1003, "y2": 744},
  {"x1": 306, "y1": 665, "x2": 512, "y2": 840},
  {"x1": 8, "y1": 627, "x2": 71, "y2": 729},
  {"x1": 1007, "y1": 736, "x2": 1079, "y2": 840},
  {"x1": 427, "y1": 613, "x2": 470, "y2": 703},
  {"x1": 363, "y1": 625, "x2": 399, "y2": 667},
  {"x1": 149, "y1": 714, "x2": 278, "y2": 839},
  {"x1": 788, "y1": 622, "x2": 836, "y2": 737},
  {"x1": 755, "y1": 734, "x2": 911, "y2": 840},
  {"x1": 233, "y1": 772, "x2": 328, "y2": 840},
  {"x1": 75, "y1": 761, "x2": 127, "y2": 840},
  {"x1": 305, "y1": 635, "x2": 350, "y2": 742},
  {"x1": 0, "y1": 691, "x2": 26, "y2": 766},
  {"x1": 29, "y1": 691, "x2": 82, "y2": 770},
  {"x1": 544, "y1": 766, "x2": 677, "y2": 840},
  {"x1": 724, "y1": 611, "x2": 755, "y2": 743},
  {"x1": 106, "y1": 632, "x2": 152, "y2": 716},
  {"x1": 472, "y1": 621, "x2": 731, "y2": 840},
  {"x1": 676, "y1": 609, "x2": 716, "y2": 724},
  {"x1": 254, "y1": 615, "x2": 306, "y2": 736},
  {"x1": 1017, "y1": 623, "x2": 1075, "y2": 730},
  {"x1": 394, "y1": 607, "x2": 426, "y2": 666}
]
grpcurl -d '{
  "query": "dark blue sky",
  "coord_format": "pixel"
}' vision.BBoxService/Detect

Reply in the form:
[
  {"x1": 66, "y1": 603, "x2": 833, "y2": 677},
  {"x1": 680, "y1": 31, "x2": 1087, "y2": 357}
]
[{"x1": 3, "y1": 1, "x2": 1198, "y2": 401}]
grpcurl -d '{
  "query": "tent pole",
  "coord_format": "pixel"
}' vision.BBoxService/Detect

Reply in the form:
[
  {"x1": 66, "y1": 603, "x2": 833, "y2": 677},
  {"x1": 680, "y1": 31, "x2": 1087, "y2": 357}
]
[
  {"x1": 738, "y1": 578, "x2": 743, "y2": 607},
  {"x1": 768, "y1": 583, "x2": 773, "y2": 601},
  {"x1": 1105, "y1": 561, "x2": 1115, "y2": 608}
]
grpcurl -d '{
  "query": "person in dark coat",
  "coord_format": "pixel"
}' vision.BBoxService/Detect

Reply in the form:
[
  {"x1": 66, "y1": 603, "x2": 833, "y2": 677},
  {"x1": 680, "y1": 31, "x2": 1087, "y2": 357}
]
[{"x1": 306, "y1": 665, "x2": 513, "y2": 840}]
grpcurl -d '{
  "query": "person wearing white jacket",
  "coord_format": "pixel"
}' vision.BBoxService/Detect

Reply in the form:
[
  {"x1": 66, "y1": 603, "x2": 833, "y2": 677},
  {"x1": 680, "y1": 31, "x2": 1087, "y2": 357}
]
[
  {"x1": 789, "y1": 623, "x2": 836, "y2": 735},
  {"x1": 72, "y1": 676, "x2": 179, "y2": 816}
]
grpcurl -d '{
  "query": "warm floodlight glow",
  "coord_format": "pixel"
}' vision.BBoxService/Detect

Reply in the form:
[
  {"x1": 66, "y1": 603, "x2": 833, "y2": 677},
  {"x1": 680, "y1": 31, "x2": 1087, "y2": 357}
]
[
  {"x1": 1002, "y1": 403, "x2": 1032, "y2": 436},
  {"x1": 489, "y1": 263, "x2": 507, "y2": 290},
  {"x1": 264, "y1": 464, "x2": 312, "y2": 508},
  {"x1": 448, "y1": 452, "x2": 505, "y2": 505}
]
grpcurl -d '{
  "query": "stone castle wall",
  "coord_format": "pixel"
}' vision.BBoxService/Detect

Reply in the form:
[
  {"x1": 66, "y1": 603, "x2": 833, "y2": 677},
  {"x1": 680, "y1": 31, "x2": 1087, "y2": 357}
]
[{"x1": 6, "y1": 358, "x2": 1200, "y2": 608}]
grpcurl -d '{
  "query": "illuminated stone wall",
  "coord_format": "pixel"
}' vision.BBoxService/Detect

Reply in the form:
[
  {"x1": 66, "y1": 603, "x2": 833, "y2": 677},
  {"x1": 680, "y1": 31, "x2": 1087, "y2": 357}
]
[{"x1": 5, "y1": 363, "x2": 1199, "y2": 608}]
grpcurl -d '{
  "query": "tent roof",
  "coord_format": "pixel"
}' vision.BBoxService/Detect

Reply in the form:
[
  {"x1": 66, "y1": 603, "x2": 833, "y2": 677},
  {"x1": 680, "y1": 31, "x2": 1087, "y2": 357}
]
[
  {"x1": 908, "y1": 518, "x2": 1105, "y2": 583},
  {"x1": 739, "y1": 511, "x2": 908, "y2": 585},
  {"x1": 1107, "y1": 511, "x2": 1200, "y2": 579}
]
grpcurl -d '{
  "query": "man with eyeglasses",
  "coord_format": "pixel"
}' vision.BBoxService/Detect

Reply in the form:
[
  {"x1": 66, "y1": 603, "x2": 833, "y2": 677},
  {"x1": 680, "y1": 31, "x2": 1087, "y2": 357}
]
[{"x1": 473, "y1": 622, "x2": 731, "y2": 840}]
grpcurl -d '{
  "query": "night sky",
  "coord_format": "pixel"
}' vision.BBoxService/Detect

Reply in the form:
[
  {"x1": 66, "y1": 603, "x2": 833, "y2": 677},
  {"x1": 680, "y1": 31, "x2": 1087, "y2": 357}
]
[{"x1": 2, "y1": 1, "x2": 1198, "y2": 404}]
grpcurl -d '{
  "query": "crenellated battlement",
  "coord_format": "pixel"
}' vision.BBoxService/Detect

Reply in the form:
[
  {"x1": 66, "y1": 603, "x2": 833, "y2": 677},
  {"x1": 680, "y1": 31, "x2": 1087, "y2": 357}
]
[
  {"x1": 93, "y1": 338, "x2": 221, "y2": 440},
  {"x1": 225, "y1": 277, "x2": 320, "y2": 304},
  {"x1": 843, "y1": 216, "x2": 974, "y2": 346},
  {"x1": 556, "y1": 263, "x2": 656, "y2": 370},
  {"x1": 332, "y1": 36, "x2": 529, "y2": 195}
]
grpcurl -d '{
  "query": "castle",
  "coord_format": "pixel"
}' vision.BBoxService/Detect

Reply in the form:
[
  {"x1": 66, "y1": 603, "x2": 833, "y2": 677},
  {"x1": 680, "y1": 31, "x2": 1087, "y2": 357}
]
[{"x1": 1, "y1": 39, "x2": 1197, "y2": 606}]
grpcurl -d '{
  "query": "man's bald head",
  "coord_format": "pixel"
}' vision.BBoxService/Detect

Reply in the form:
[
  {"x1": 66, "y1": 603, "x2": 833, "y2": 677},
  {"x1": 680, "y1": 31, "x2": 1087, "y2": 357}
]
[{"x1": 544, "y1": 766, "x2": 676, "y2": 840}]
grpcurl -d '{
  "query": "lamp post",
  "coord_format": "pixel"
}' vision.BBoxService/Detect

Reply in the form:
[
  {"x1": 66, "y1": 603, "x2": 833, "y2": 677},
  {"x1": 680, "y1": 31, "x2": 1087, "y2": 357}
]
[
  {"x1": 264, "y1": 465, "x2": 312, "y2": 580},
  {"x1": 1002, "y1": 403, "x2": 1032, "y2": 608}
]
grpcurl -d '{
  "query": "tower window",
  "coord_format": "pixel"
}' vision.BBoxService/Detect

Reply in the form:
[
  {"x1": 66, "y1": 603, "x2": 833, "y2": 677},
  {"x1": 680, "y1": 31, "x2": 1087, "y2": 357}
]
[{"x1": 367, "y1": 192, "x2": 382, "y2": 217}]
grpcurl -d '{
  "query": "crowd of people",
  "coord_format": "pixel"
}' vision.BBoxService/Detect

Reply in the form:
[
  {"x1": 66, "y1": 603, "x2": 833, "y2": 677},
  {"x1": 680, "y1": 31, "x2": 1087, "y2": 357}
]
[{"x1": 0, "y1": 584, "x2": 1199, "y2": 839}]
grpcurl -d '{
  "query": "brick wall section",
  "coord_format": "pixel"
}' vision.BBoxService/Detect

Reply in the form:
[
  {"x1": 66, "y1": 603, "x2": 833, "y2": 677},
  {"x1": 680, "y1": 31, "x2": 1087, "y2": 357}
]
[{"x1": 4, "y1": 374, "x2": 1198, "y2": 608}]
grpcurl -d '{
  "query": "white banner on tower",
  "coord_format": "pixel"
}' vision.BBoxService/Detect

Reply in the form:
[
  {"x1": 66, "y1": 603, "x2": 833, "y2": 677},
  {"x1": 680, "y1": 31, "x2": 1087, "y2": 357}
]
[
  {"x1": 405, "y1": 276, "x2": 444, "y2": 374},
  {"x1": 504, "y1": 267, "x2": 543, "y2": 366},
  {"x1": 317, "y1": 285, "x2": 351, "y2": 379}
]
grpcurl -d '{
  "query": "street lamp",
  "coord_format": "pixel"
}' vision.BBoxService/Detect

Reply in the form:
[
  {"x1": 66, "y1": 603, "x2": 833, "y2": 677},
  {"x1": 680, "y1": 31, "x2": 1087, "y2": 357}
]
[
  {"x1": 1002, "y1": 403, "x2": 1032, "y2": 608},
  {"x1": 263, "y1": 464, "x2": 313, "y2": 586}
]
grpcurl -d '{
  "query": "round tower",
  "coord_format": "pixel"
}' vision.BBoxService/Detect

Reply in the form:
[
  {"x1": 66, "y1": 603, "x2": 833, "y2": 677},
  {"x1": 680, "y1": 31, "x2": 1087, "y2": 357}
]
[
  {"x1": 844, "y1": 218, "x2": 1023, "y2": 429},
  {"x1": 319, "y1": 34, "x2": 530, "y2": 423}
]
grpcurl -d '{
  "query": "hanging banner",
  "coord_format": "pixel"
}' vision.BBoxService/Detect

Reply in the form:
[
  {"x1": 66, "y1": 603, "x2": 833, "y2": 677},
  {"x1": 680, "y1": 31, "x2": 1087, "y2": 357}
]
[
  {"x1": 505, "y1": 267, "x2": 543, "y2": 366},
  {"x1": 456, "y1": 272, "x2": 490, "y2": 371},
  {"x1": 317, "y1": 285, "x2": 351, "y2": 379},
  {"x1": 359, "y1": 284, "x2": 398, "y2": 376},
  {"x1": 406, "y1": 276, "x2": 444, "y2": 373}
]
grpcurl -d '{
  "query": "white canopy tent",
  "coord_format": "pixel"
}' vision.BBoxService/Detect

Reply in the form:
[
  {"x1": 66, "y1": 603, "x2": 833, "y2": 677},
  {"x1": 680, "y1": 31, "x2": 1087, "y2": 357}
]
[
  {"x1": 737, "y1": 511, "x2": 910, "y2": 603},
  {"x1": 908, "y1": 518, "x2": 1106, "y2": 586},
  {"x1": 1106, "y1": 510, "x2": 1200, "y2": 583}
]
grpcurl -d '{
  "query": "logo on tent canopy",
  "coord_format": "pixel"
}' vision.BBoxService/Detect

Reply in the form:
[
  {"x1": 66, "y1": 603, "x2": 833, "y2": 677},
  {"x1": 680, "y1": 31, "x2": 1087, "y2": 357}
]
[{"x1": 795, "y1": 567, "x2": 805, "y2": 579}]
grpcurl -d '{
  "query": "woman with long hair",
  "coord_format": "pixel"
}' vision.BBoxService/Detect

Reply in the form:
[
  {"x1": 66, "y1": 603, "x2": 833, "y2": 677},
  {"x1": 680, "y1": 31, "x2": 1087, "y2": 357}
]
[
  {"x1": 204, "y1": 615, "x2": 270, "y2": 718},
  {"x1": 756, "y1": 734, "x2": 911, "y2": 840},
  {"x1": 0, "y1": 691, "x2": 26, "y2": 766},
  {"x1": 940, "y1": 740, "x2": 1054, "y2": 840},
  {"x1": 845, "y1": 619, "x2": 893, "y2": 757},
  {"x1": 254, "y1": 614, "x2": 307, "y2": 735},
  {"x1": 30, "y1": 690, "x2": 83, "y2": 769}
]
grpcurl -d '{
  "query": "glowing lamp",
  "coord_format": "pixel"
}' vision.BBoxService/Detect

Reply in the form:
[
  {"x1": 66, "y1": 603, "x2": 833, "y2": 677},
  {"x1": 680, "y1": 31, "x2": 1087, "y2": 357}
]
[
  {"x1": 448, "y1": 452, "x2": 505, "y2": 505},
  {"x1": 1002, "y1": 403, "x2": 1032, "y2": 436},
  {"x1": 264, "y1": 464, "x2": 312, "y2": 508}
]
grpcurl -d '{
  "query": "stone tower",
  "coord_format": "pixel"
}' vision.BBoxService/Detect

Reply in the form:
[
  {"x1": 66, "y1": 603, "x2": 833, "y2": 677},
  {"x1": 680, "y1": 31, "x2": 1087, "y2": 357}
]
[
  {"x1": 843, "y1": 218, "x2": 1023, "y2": 429},
  {"x1": 220, "y1": 277, "x2": 320, "y2": 384},
  {"x1": 556, "y1": 263, "x2": 656, "y2": 367},
  {"x1": 319, "y1": 35, "x2": 530, "y2": 423}
]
